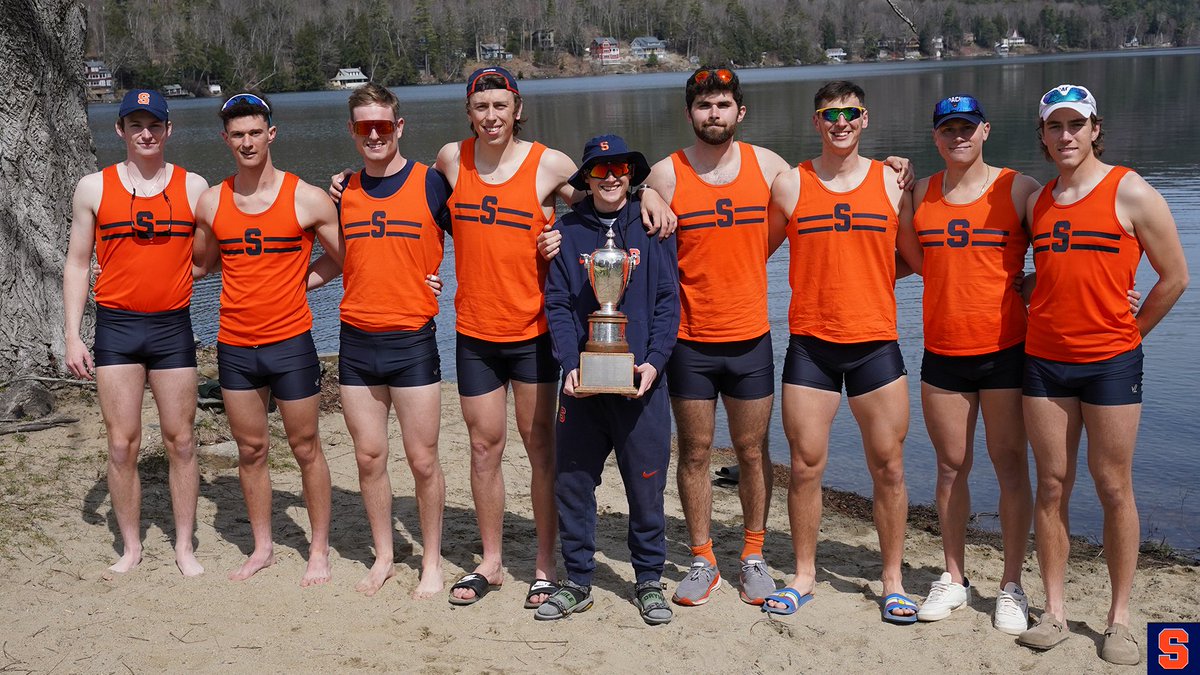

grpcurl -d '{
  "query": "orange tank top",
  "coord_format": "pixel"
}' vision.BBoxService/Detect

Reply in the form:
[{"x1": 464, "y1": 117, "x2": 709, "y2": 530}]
[
  {"x1": 93, "y1": 164, "x2": 194, "y2": 312},
  {"x1": 1027, "y1": 166, "x2": 1142, "y2": 362},
  {"x1": 914, "y1": 169, "x2": 1029, "y2": 356},
  {"x1": 211, "y1": 172, "x2": 314, "y2": 347},
  {"x1": 786, "y1": 159, "x2": 898, "y2": 342},
  {"x1": 670, "y1": 142, "x2": 771, "y2": 342},
  {"x1": 339, "y1": 164, "x2": 445, "y2": 331},
  {"x1": 449, "y1": 138, "x2": 551, "y2": 342}
]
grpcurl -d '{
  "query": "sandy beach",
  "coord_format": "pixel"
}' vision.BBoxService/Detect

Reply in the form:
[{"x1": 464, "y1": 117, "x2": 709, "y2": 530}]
[{"x1": 0, "y1": 378, "x2": 1195, "y2": 673}]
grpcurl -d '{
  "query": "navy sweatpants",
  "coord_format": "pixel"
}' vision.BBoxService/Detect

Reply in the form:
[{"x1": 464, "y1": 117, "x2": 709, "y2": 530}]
[{"x1": 555, "y1": 383, "x2": 671, "y2": 587}]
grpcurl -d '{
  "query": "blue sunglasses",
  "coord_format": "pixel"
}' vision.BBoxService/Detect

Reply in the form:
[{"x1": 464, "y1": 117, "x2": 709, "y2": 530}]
[
  {"x1": 934, "y1": 95, "x2": 983, "y2": 118},
  {"x1": 1041, "y1": 86, "x2": 1092, "y2": 106},
  {"x1": 222, "y1": 93, "x2": 272, "y2": 123}
]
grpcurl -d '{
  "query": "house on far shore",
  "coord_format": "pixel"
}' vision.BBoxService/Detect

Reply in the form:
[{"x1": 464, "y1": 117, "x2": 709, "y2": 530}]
[
  {"x1": 1001, "y1": 29, "x2": 1026, "y2": 48},
  {"x1": 83, "y1": 59, "x2": 114, "y2": 100},
  {"x1": 590, "y1": 37, "x2": 620, "y2": 65},
  {"x1": 824, "y1": 47, "x2": 846, "y2": 63},
  {"x1": 163, "y1": 84, "x2": 188, "y2": 98},
  {"x1": 480, "y1": 43, "x2": 513, "y2": 60},
  {"x1": 630, "y1": 36, "x2": 667, "y2": 60},
  {"x1": 532, "y1": 29, "x2": 555, "y2": 50},
  {"x1": 330, "y1": 67, "x2": 369, "y2": 89}
]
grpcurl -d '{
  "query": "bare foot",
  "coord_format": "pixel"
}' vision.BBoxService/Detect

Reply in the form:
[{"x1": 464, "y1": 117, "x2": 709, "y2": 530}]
[
  {"x1": 103, "y1": 549, "x2": 142, "y2": 579},
  {"x1": 354, "y1": 558, "x2": 396, "y2": 596},
  {"x1": 176, "y1": 548, "x2": 204, "y2": 577},
  {"x1": 412, "y1": 565, "x2": 444, "y2": 600},
  {"x1": 450, "y1": 563, "x2": 503, "y2": 602},
  {"x1": 300, "y1": 548, "x2": 331, "y2": 588},
  {"x1": 229, "y1": 549, "x2": 274, "y2": 581}
]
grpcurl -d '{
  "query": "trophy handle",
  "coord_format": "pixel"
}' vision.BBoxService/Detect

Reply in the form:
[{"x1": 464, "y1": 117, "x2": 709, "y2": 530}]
[
  {"x1": 579, "y1": 252, "x2": 593, "y2": 270},
  {"x1": 629, "y1": 249, "x2": 640, "y2": 271}
]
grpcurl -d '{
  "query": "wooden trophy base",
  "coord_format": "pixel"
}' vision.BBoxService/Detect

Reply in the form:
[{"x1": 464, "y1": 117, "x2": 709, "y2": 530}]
[{"x1": 575, "y1": 351, "x2": 637, "y2": 395}]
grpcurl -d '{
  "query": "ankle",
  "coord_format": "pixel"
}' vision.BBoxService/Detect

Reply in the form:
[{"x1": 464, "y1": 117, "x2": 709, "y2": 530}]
[{"x1": 689, "y1": 539, "x2": 717, "y2": 566}]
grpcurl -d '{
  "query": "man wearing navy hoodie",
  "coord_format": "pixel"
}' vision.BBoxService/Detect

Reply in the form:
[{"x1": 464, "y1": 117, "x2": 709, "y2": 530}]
[{"x1": 538, "y1": 135, "x2": 680, "y2": 625}]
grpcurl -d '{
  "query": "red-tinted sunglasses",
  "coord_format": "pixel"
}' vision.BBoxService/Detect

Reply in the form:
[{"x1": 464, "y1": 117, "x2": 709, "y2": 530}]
[
  {"x1": 690, "y1": 68, "x2": 735, "y2": 86},
  {"x1": 352, "y1": 119, "x2": 396, "y2": 136},
  {"x1": 587, "y1": 162, "x2": 631, "y2": 179}
]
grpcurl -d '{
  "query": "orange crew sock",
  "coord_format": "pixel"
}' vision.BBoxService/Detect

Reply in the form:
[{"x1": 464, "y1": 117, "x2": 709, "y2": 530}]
[
  {"x1": 690, "y1": 539, "x2": 717, "y2": 567},
  {"x1": 741, "y1": 528, "x2": 766, "y2": 560}
]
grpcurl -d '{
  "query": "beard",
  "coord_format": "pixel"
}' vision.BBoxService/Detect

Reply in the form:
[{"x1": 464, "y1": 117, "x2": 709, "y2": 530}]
[{"x1": 695, "y1": 121, "x2": 737, "y2": 145}]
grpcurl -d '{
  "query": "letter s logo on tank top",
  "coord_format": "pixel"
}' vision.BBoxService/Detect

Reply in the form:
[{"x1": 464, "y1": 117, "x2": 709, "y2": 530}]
[
  {"x1": 715, "y1": 198, "x2": 734, "y2": 228},
  {"x1": 833, "y1": 202, "x2": 852, "y2": 232},
  {"x1": 480, "y1": 195, "x2": 498, "y2": 225}
]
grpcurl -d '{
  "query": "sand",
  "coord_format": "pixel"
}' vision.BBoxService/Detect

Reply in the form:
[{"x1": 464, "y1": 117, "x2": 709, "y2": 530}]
[{"x1": 0, "y1": 381, "x2": 1195, "y2": 673}]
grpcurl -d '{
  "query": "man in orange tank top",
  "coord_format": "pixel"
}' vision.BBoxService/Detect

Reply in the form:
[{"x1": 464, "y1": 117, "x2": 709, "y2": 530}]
[
  {"x1": 333, "y1": 84, "x2": 449, "y2": 599},
  {"x1": 1015, "y1": 85, "x2": 1187, "y2": 665},
  {"x1": 435, "y1": 67, "x2": 677, "y2": 606},
  {"x1": 193, "y1": 94, "x2": 344, "y2": 588},
  {"x1": 643, "y1": 66, "x2": 789, "y2": 607},
  {"x1": 766, "y1": 81, "x2": 920, "y2": 621},
  {"x1": 898, "y1": 94, "x2": 1042, "y2": 632},
  {"x1": 64, "y1": 89, "x2": 209, "y2": 577}
]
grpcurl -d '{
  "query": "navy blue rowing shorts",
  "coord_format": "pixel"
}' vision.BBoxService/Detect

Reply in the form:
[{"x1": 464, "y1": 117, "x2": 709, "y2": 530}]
[
  {"x1": 921, "y1": 343, "x2": 1026, "y2": 393},
  {"x1": 782, "y1": 335, "x2": 906, "y2": 397},
  {"x1": 339, "y1": 320, "x2": 441, "y2": 388},
  {"x1": 667, "y1": 332, "x2": 774, "y2": 400},
  {"x1": 455, "y1": 332, "x2": 560, "y2": 397},
  {"x1": 93, "y1": 305, "x2": 196, "y2": 370},
  {"x1": 217, "y1": 331, "x2": 321, "y2": 401},
  {"x1": 1023, "y1": 345, "x2": 1143, "y2": 406}
]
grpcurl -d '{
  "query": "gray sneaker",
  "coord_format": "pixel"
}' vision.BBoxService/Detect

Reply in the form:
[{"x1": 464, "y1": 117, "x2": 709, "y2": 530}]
[
  {"x1": 672, "y1": 556, "x2": 721, "y2": 606},
  {"x1": 738, "y1": 555, "x2": 776, "y2": 605}
]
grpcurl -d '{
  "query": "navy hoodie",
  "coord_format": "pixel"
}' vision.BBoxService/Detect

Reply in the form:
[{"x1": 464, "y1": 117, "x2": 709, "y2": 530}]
[{"x1": 544, "y1": 197, "x2": 680, "y2": 384}]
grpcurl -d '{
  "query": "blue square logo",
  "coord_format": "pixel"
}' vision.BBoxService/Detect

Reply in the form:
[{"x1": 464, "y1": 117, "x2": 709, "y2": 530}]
[{"x1": 1149, "y1": 622, "x2": 1200, "y2": 673}]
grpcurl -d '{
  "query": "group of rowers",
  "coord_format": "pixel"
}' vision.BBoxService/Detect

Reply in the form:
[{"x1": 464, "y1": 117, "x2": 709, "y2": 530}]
[{"x1": 63, "y1": 65, "x2": 1187, "y2": 666}]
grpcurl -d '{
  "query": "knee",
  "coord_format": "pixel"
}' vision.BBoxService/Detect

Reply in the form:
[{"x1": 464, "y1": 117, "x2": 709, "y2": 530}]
[
  {"x1": 163, "y1": 429, "x2": 196, "y2": 462},
  {"x1": 789, "y1": 456, "x2": 825, "y2": 483},
  {"x1": 1035, "y1": 475, "x2": 1070, "y2": 506},
  {"x1": 869, "y1": 455, "x2": 906, "y2": 488},
  {"x1": 406, "y1": 450, "x2": 443, "y2": 482},
  {"x1": 1093, "y1": 476, "x2": 1135, "y2": 511},
  {"x1": 290, "y1": 435, "x2": 323, "y2": 466},
  {"x1": 107, "y1": 436, "x2": 140, "y2": 468},
  {"x1": 355, "y1": 446, "x2": 388, "y2": 476},
  {"x1": 676, "y1": 445, "x2": 712, "y2": 474},
  {"x1": 469, "y1": 438, "x2": 504, "y2": 469},
  {"x1": 237, "y1": 439, "x2": 270, "y2": 467}
]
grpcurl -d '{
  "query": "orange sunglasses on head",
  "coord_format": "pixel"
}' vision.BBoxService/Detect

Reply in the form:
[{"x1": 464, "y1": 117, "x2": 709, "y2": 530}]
[
  {"x1": 587, "y1": 162, "x2": 632, "y2": 179},
  {"x1": 690, "y1": 68, "x2": 735, "y2": 86}
]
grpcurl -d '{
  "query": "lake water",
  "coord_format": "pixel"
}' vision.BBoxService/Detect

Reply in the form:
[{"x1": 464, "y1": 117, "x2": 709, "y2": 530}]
[{"x1": 89, "y1": 49, "x2": 1200, "y2": 554}]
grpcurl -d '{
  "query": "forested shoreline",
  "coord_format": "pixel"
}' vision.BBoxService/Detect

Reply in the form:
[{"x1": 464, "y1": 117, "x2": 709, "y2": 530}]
[{"x1": 86, "y1": 0, "x2": 1198, "y2": 93}]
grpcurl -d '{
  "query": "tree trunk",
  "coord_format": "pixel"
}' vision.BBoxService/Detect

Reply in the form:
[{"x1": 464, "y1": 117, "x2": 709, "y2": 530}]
[{"x1": 0, "y1": 0, "x2": 95, "y2": 379}]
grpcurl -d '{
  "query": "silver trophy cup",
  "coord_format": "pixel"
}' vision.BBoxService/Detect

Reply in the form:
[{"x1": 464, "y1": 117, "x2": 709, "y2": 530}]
[{"x1": 576, "y1": 225, "x2": 640, "y2": 394}]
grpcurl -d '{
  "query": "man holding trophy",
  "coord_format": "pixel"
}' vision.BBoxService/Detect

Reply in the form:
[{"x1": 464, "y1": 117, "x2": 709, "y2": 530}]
[{"x1": 540, "y1": 135, "x2": 680, "y2": 624}]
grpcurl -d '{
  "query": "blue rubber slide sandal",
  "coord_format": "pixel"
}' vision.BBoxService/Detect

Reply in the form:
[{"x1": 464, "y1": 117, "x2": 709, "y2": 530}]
[
  {"x1": 761, "y1": 587, "x2": 814, "y2": 615},
  {"x1": 881, "y1": 593, "x2": 919, "y2": 624}
]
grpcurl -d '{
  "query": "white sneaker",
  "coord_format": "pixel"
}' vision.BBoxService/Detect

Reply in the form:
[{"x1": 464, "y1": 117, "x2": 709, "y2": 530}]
[
  {"x1": 918, "y1": 572, "x2": 970, "y2": 622},
  {"x1": 993, "y1": 582, "x2": 1030, "y2": 635}
]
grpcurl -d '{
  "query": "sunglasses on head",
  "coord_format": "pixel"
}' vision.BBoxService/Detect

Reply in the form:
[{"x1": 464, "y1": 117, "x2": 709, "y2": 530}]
[
  {"x1": 934, "y1": 95, "x2": 983, "y2": 118},
  {"x1": 690, "y1": 68, "x2": 735, "y2": 86},
  {"x1": 1041, "y1": 85, "x2": 1092, "y2": 106},
  {"x1": 816, "y1": 106, "x2": 865, "y2": 123},
  {"x1": 352, "y1": 119, "x2": 396, "y2": 136},
  {"x1": 587, "y1": 162, "x2": 632, "y2": 180},
  {"x1": 222, "y1": 93, "x2": 272, "y2": 123}
]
